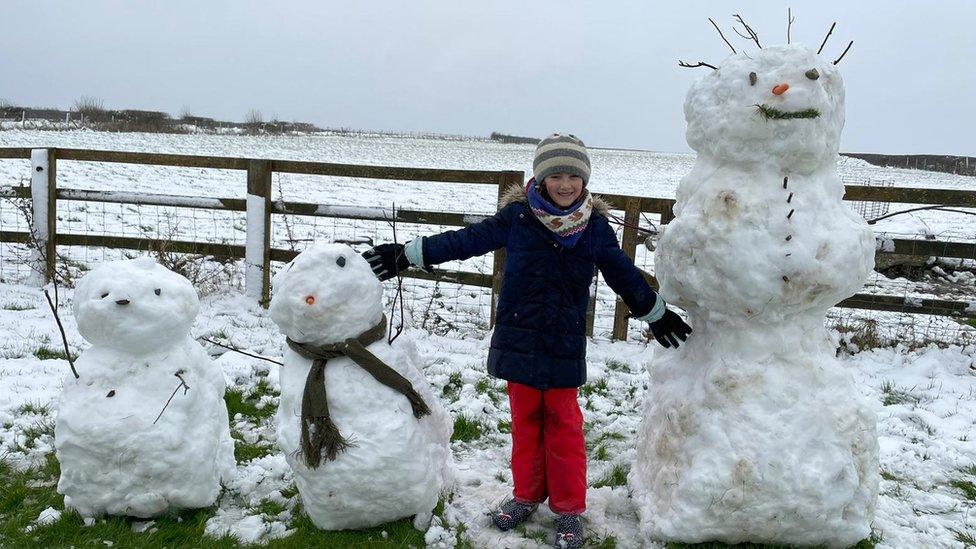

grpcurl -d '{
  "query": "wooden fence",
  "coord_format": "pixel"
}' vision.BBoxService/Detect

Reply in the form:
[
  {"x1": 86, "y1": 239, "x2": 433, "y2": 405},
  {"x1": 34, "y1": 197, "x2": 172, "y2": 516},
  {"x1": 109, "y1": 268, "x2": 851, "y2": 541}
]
[{"x1": 1, "y1": 147, "x2": 974, "y2": 343}]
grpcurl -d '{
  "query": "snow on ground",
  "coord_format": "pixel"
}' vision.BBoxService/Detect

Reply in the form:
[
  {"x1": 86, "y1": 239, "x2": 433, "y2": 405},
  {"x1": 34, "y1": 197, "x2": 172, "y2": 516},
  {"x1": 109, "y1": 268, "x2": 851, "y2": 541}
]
[{"x1": 1, "y1": 282, "x2": 974, "y2": 548}]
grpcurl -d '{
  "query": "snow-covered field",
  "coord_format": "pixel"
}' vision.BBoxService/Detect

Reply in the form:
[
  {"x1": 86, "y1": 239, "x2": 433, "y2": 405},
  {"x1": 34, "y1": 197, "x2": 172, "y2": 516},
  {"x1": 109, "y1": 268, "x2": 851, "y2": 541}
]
[{"x1": 0, "y1": 130, "x2": 975, "y2": 547}]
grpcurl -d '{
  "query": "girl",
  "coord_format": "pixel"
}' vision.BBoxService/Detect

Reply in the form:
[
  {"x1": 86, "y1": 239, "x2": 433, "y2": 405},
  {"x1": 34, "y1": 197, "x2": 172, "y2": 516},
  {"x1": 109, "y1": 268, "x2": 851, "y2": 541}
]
[{"x1": 362, "y1": 133, "x2": 691, "y2": 548}]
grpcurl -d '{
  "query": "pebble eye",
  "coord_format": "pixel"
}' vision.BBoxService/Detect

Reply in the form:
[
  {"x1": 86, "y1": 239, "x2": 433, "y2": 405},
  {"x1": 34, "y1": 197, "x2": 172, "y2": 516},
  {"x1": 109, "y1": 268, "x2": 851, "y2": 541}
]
[
  {"x1": 336, "y1": 256, "x2": 346, "y2": 267},
  {"x1": 749, "y1": 72, "x2": 757, "y2": 86},
  {"x1": 100, "y1": 292, "x2": 109, "y2": 299},
  {"x1": 154, "y1": 288, "x2": 161, "y2": 296},
  {"x1": 805, "y1": 68, "x2": 820, "y2": 80}
]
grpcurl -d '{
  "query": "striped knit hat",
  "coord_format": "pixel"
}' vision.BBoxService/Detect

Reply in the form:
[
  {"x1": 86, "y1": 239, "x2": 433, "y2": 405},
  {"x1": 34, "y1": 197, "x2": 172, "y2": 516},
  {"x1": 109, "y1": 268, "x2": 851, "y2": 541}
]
[{"x1": 533, "y1": 133, "x2": 591, "y2": 186}]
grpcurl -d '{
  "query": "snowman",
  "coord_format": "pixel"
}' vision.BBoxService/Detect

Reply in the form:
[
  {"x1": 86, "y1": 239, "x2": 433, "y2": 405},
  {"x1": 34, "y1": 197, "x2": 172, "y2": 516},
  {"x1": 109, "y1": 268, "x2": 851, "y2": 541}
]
[
  {"x1": 268, "y1": 243, "x2": 453, "y2": 531},
  {"x1": 629, "y1": 40, "x2": 880, "y2": 548},
  {"x1": 55, "y1": 257, "x2": 235, "y2": 518}
]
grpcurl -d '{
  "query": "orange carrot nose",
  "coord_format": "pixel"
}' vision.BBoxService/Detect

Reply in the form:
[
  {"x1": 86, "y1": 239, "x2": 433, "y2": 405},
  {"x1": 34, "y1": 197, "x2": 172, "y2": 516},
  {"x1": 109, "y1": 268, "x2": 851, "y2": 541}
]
[
  {"x1": 772, "y1": 83, "x2": 790, "y2": 96},
  {"x1": 305, "y1": 295, "x2": 316, "y2": 305}
]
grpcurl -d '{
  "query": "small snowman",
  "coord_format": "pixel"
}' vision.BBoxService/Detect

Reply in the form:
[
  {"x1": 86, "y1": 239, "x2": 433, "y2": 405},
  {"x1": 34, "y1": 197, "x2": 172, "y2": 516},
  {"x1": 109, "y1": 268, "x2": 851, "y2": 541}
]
[
  {"x1": 268, "y1": 243, "x2": 453, "y2": 531},
  {"x1": 630, "y1": 23, "x2": 879, "y2": 549},
  {"x1": 55, "y1": 257, "x2": 235, "y2": 518}
]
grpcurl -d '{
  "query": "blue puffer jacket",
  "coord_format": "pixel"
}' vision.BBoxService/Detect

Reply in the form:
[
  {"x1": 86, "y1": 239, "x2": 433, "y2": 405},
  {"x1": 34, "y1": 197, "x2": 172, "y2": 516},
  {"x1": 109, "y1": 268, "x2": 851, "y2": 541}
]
[{"x1": 419, "y1": 185, "x2": 661, "y2": 389}]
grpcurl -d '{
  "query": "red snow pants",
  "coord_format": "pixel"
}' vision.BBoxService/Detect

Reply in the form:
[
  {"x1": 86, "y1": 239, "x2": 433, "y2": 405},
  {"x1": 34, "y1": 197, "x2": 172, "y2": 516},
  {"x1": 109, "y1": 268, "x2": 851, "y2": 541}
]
[{"x1": 507, "y1": 381, "x2": 587, "y2": 515}]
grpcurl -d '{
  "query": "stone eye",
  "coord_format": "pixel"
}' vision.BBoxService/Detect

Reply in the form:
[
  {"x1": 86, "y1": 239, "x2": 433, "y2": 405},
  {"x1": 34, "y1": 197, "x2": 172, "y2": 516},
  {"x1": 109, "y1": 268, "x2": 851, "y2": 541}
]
[
  {"x1": 749, "y1": 72, "x2": 757, "y2": 86},
  {"x1": 154, "y1": 288, "x2": 161, "y2": 296},
  {"x1": 336, "y1": 256, "x2": 346, "y2": 267},
  {"x1": 100, "y1": 292, "x2": 109, "y2": 299},
  {"x1": 805, "y1": 68, "x2": 820, "y2": 80}
]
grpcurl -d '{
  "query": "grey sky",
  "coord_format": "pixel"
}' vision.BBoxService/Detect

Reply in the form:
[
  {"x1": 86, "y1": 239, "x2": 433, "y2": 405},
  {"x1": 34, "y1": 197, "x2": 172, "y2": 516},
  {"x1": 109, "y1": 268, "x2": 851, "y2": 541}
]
[{"x1": 2, "y1": 0, "x2": 974, "y2": 155}]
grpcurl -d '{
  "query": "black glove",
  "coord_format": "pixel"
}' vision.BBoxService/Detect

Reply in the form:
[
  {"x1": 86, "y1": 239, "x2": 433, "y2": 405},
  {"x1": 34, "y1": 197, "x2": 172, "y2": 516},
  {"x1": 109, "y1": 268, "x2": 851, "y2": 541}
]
[
  {"x1": 361, "y1": 243, "x2": 411, "y2": 281},
  {"x1": 647, "y1": 309, "x2": 692, "y2": 348}
]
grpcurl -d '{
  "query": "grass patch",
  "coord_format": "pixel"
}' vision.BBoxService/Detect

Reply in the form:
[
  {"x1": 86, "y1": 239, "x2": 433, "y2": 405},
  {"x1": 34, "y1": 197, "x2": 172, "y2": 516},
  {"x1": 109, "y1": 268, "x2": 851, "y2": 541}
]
[
  {"x1": 32, "y1": 346, "x2": 73, "y2": 361},
  {"x1": 0, "y1": 452, "x2": 429, "y2": 548},
  {"x1": 15, "y1": 402, "x2": 51, "y2": 415},
  {"x1": 231, "y1": 432, "x2": 275, "y2": 463},
  {"x1": 592, "y1": 464, "x2": 629, "y2": 488},
  {"x1": 441, "y1": 372, "x2": 463, "y2": 400},
  {"x1": 755, "y1": 104, "x2": 820, "y2": 120},
  {"x1": 879, "y1": 380, "x2": 920, "y2": 407},
  {"x1": 949, "y1": 479, "x2": 976, "y2": 500},
  {"x1": 604, "y1": 359, "x2": 630, "y2": 372},
  {"x1": 579, "y1": 378, "x2": 609, "y2": 398},
  {"x1": 952, "y1": 528, "x2": 976, "y2": 547},
  {"x1": 594, "y1": 445, "x2": 610, "y2": 461},
  {"x1": 960, "y1": 464, "x2": 976, "y2": 477},
  {"x1": 451, "y1": 415, "x2": 487, "y2": 443},
  {"x1": 15, "y1": 419, "x2": 55, "y2": 451},
  {"x1": 1, "y1": 302, "x2": 35, "y2": 311},
  {"x1": 516, "y1": 523, "x2": 550, "y2": 544},
  {"x1": 225, "y1": 378, "x2": 277, "y2": 421},
  {"x1": 880, "y1": 469, "x2": 902, "y2": 482},
  {"x1": 497, "y1": 420, "x2": 511, "y2": 434}
]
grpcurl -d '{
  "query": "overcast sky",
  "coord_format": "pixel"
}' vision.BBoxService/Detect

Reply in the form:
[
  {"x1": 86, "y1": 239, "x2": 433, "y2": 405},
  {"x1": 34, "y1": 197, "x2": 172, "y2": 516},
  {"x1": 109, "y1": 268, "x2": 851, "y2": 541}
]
[{"x1": 1, "y1": 0, "x2": 974, "y2": 155}]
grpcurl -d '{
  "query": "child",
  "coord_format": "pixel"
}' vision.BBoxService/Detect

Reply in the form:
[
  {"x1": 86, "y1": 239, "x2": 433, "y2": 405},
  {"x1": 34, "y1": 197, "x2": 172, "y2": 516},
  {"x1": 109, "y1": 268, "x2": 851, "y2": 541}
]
[{"x1": 362, "y1": 133, "x2": 691, "y2": 548}]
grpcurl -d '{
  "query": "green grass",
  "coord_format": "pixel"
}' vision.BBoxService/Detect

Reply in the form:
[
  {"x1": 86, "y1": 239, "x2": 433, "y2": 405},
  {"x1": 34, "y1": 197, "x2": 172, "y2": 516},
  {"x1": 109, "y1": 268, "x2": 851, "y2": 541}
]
[
  {"x1": 579, "y1": 378, "x2": 609, "y2": 398},
  {"x1": 231, "y1": 432, "x2": 276, "y2": 463},
  {"x1": 225, "y1": 378, "x2": 277, "y2": 421},
  {"x1": 880, "y1": 469, "x2": 902, "y2": 482},
  {"x1": 441, "y1": 372, "x2": 463, "y2": 400},
  {"x1": 960, "y1": 464, "x2": 976, "y2": 477},
  {"x1": 451, "y1": 415, "x2": 487, "y2": 443},
  {"x1": 0, "y1": 454, "x2": 428, "y2": 548},
  {"x1": 1, "y1": 301, "x2": 35, "y2": 311},
  {"x1": 879, "y1": 380, "x2": 920, "y2": 407},
  {"x1": 16, "y1": 402, "x2": 51, "y2": 415},
  {"x1": 497, "y1": 419, "x2": 511, "y2": 434},
  {"x1": 604, "y1": 359, "x2": 630, "y2": 372},
  {"x1": 32, "y1": 346, "x2": 73, "y2": 361},
  {"x1": 755, "y1": 104, "x2": 821, "y2": 120},
  {"x1": 949, "y1": 479, "x2": 976, "y2": 500},
  {"x1": 592, "y1": 464, "x2": 628, "y2": 488},
  {"x1": 952, "y1": 528, "x2": 976, "y2": 547}
]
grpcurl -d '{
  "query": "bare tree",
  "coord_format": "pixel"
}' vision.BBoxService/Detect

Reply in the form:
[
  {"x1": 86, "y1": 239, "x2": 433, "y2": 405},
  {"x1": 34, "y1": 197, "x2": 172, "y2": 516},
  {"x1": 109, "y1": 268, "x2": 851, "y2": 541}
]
[{"x1": 74, "y1": 95, "x2": 106, "y2": 121}]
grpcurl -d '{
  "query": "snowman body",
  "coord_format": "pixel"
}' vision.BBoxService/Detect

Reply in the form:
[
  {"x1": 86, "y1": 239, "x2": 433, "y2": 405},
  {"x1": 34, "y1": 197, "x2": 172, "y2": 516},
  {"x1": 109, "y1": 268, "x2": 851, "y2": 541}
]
[
  {"x1": 630, "y1": 46, "x2": 879, "y2": 548},
  {"x1": 55, "y1": 258, "x2": 235, "y2": 518},
  {"x1": 269, "y1": 244, "x2": 453, "y2": 530}
]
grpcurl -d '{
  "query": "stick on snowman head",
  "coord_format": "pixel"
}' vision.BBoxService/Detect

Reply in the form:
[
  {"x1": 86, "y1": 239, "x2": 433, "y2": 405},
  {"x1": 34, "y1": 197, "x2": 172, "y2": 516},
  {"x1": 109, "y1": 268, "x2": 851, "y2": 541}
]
[{"x1": 677, "y1": 14, "x2": 855, "y2": 172}]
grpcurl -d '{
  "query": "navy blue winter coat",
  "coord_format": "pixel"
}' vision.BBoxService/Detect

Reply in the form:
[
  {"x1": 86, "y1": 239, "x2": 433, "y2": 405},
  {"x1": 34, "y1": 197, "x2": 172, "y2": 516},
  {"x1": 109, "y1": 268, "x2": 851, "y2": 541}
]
[{"x1": 422, "y1": 186, "x2": 660, "y2": 390}]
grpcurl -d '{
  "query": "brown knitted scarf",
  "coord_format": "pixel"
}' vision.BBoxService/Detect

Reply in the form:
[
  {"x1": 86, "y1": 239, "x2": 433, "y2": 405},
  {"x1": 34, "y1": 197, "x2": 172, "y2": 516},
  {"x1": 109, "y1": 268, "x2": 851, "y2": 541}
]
[{"x1": 285, "y1": 317, "x2": 431, "y2": 469}]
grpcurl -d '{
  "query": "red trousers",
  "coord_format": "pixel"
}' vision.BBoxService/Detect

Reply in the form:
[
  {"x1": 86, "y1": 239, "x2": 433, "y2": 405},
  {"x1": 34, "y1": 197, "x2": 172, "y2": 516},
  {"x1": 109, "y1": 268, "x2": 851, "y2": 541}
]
[{"x1": 507, "y1": 381, "x2": 587, "y2": 515}]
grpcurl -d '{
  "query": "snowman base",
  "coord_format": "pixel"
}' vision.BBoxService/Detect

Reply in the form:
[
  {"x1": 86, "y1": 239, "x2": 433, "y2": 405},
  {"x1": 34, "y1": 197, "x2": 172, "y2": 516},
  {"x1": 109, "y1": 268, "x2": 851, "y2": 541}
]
[{"x1": 630, "y1": 319, "x2": 879, "y2": 548}]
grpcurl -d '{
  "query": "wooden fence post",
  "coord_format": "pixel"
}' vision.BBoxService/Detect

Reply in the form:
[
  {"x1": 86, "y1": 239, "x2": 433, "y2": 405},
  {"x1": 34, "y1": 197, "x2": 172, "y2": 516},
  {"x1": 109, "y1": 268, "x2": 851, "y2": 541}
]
[
  {"x1": 29, "y1": 148, "x2": 57, "y2": 285},
  {"x1": 611, "y1": 197, "x2": 642, "y2": 341},
  {"x1": 490, "y1": 171, "x2": 524, "y2": 327},
  {"x1": 245, "y1": 159, "x2": 272, "y2": 306}
]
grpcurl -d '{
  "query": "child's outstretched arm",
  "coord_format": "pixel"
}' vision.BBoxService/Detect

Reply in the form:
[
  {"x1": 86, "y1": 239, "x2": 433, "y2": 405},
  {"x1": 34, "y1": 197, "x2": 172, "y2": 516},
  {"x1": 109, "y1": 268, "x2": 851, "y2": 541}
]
[
  {"x1": 594, "y1": 223, "x2": 692, "y2": 348},
  {"x1": 362, "y1": 204, "x2": 515, "y2": 281}
]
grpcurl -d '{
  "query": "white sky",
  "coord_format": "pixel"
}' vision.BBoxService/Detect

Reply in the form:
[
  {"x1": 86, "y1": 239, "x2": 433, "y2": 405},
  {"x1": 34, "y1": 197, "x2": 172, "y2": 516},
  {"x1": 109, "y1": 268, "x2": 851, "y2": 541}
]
[{"x1": 1, "y1": 0, "x2": 974, "y2": 154}]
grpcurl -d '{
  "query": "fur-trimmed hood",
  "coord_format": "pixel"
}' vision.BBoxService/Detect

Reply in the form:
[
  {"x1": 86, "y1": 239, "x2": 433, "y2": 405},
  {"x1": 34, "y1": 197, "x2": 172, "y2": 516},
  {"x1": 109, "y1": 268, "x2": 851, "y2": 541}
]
[{"x1": 498, "y1": 184, "x2": 611, "y2": 215}]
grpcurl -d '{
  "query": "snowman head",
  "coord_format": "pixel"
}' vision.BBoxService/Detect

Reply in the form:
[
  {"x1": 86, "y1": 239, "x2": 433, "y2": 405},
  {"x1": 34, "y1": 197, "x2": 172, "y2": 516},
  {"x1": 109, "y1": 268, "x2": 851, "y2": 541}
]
[
  {"x1": 269, "y1": 243, "x2": 384, "y2": 346},
  {"x1": 73, "y1": 257, "x2": 200, "y2": 356},
  {"x1": 684, "y1": 44, "x2": 845, "y2": 171}
]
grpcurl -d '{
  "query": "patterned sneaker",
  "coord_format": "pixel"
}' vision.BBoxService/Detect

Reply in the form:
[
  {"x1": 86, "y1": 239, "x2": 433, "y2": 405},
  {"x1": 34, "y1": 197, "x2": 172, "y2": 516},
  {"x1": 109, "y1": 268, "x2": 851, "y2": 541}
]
[
  {"x1": 553, "y1": 514, "x2": 584, "y2": 548},
  {"x1": 491, "y1": 498, "x2": 538, "y2": 531}
]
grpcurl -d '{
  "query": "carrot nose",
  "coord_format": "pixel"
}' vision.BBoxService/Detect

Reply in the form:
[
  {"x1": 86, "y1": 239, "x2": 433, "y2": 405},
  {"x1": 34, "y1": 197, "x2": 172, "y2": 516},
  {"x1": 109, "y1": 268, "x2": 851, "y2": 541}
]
[{"x1": 772, "y1": 83, "x2": 790, "y2": 96}]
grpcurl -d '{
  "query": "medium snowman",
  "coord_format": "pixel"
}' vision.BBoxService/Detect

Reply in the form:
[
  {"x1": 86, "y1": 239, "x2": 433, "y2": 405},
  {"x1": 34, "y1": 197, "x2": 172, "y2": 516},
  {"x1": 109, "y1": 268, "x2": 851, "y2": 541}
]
[
  {"x1": 268, "y1": 243, "x2": 453, "y2": 531},
  {"x1": 629, "y1": 44, "x2": 879, "y2": 547},
  {"x1": 55, "y1": 257, "x2": 235, "y2": 518}
]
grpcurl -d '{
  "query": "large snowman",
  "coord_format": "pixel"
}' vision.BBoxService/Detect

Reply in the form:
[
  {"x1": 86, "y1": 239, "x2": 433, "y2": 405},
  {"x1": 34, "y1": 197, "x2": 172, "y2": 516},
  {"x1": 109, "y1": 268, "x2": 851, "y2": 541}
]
[
  {"x1": 268, "y1": 243, "x2": 453, "y2": 531},
  {"x1": 56, "y1": 257, "x2": 235, "y2": 518},
  {"x1": 629, "y1": 45, "x2": 879, "y2": 547}
]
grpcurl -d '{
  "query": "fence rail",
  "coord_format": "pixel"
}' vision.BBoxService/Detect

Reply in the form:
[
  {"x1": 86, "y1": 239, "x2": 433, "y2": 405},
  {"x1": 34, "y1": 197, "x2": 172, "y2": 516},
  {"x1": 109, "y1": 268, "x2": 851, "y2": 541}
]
[{"x1": 1, "y1": 147, "x2": 974, "y2": 343}]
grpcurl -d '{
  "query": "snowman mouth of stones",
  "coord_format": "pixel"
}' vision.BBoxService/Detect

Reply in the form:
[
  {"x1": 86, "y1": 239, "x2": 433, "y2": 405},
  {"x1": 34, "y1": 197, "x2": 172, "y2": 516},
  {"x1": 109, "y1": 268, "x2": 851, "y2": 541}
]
[{"x1": 755, "y1": 104, "x2": 821, "y2": 120}]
